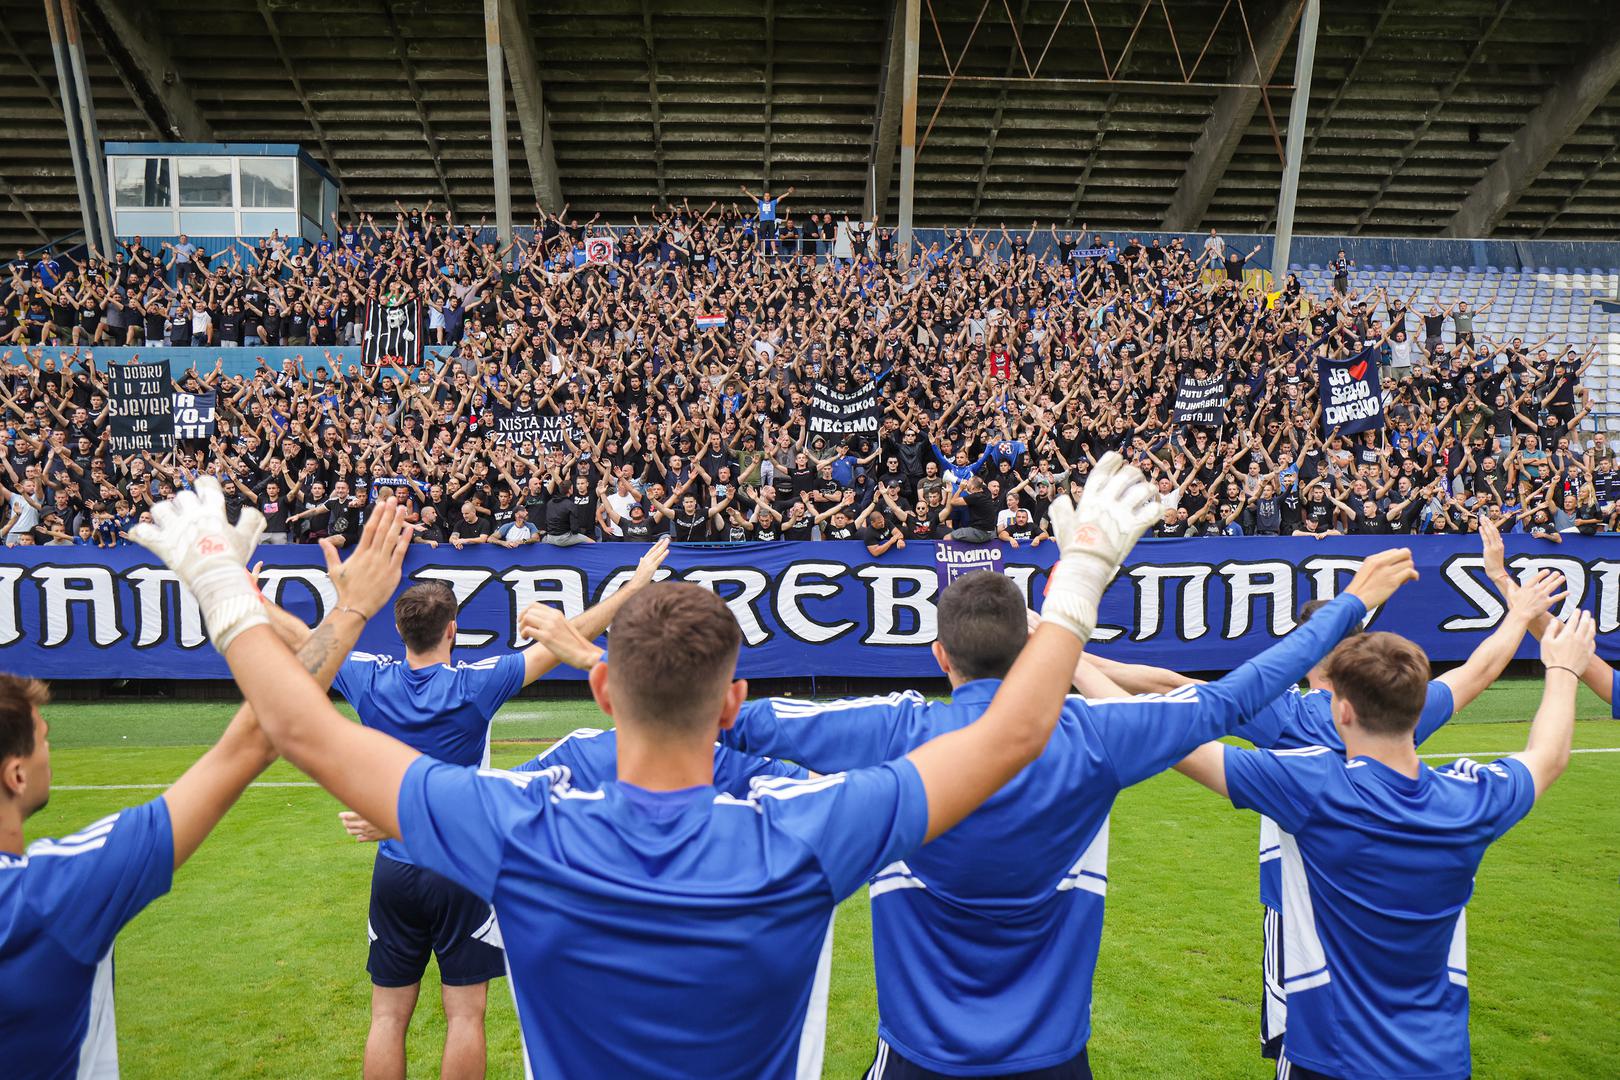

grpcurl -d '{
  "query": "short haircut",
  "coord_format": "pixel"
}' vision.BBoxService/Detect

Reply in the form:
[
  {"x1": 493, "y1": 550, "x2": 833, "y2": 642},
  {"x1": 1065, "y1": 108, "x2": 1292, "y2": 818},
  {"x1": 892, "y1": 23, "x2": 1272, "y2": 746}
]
[
  {"x1": 937, "y1": 571, "x2": 1028, "y2": 681},
  {"x1": 0, "y1": 674, "x2": 49, "y2": 763},
  {"x1": 393, "y1": 582, "x2": 458, "y2": 653},
  {"x1": 606, "y1": 584, "x2": 741, "y2": 733},
  {"x1": 1321, "y1": 633, "x2": 1430, "y2": 737},
  {"x1": 1299, "y1": 597, "x2": 1365, "y2": 637}
]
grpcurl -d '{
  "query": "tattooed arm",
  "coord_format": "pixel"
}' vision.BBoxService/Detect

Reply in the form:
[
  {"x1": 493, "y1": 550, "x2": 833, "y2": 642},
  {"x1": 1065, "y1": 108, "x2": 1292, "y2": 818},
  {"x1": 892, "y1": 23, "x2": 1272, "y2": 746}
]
[{"x1": 159, "y1": 567, "x2": 376, "y2": 869}]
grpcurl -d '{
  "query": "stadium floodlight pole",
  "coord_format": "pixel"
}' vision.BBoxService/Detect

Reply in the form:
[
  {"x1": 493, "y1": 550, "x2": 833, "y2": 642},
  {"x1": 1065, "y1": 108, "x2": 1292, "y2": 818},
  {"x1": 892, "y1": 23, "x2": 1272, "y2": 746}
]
[
  {"x1": 58, "y1": 0, "x2": 115, "y2": 255},
  {"x1": 896, "y1": 0, "x2": 920, "y2": 262},
  {"x1": 1270, "y1": 0, "x2": 1319, "y2": 287},
  {"x1": 41, "y1": 0, "x2": 101, "y2": 253},
  {"x1": 483, "y1": 0, "x2": 514, "y2": 245}
]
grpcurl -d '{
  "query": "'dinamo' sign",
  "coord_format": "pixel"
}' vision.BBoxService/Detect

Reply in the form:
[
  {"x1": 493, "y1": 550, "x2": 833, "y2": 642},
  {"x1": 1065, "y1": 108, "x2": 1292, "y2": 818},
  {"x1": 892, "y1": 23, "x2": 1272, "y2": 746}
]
[{"x1": 0, "y1": 537, "x2": 1615, "y2": 680}]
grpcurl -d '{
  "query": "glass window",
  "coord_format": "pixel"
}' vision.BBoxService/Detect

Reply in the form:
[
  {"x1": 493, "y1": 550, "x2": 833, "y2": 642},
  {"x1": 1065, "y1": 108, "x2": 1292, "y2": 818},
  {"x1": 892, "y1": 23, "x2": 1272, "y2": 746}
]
[
  {"x1": 177, "y1": 157, "x2": 233, "y2": 207},
  {"x1": 300, "y1": 163, "x2": 323, "y2": 225},
  {"x1": 240, "y1": 157, "x2": 295, "y2": 208},
  {"x1": 112, "y1": 157, "x2": 170, "y2": 207}
]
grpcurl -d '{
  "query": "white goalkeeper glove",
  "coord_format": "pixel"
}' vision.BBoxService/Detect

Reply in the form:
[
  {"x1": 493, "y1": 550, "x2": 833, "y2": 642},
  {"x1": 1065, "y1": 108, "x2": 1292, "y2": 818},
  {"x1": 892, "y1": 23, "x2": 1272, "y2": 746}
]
[
  {"x1": 1041, "y1": 452, "x2": 1161, "y2": 642},
  {"x1": 130, "y1": 475, "x2": 268, "y2": 653}
]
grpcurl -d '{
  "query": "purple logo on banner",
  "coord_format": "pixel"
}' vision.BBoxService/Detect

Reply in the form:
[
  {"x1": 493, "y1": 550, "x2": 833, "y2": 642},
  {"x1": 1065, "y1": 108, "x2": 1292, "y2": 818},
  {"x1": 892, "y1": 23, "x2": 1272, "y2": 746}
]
[{"x1": 934, "y1": 541, "x2": 1003, "y2": 589}]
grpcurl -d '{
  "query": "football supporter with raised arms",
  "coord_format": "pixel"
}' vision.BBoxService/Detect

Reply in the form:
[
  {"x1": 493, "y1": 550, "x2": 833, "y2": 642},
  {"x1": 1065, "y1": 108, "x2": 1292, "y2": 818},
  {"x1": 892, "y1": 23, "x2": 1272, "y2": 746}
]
[
  {"x1": 1068, "y1": 520, "x2": 1570, "y2": 1063},
  {"x1": 719, "y1": 552, "x2": 1417, "y2": 1078},
  {"x1": 0, "y1": 480, "x2": 403, "y2": 1079},
  {"x1": 132, "y1": 453, "x2": 1162, "y2": 1077},
  {"x1": 1172, "y1": 599, "x2": 1596, "y2": 1079}
]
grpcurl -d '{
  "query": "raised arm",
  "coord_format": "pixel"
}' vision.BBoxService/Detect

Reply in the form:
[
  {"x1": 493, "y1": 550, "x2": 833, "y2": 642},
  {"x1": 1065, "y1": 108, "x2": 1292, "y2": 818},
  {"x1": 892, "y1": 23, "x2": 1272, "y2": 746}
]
[
  {"x1": 517, "y1": 537, "x2": 670, "y2": 685},
  {"x1": 904, "y1": 454, "x2": 1160, "y2": 841},
  {"x1": 1515, "y1": 613, "x2": 1596, "y2": 799},
  {"x1": 132, "y1": 485, "x2": 424, "y2": 839}
]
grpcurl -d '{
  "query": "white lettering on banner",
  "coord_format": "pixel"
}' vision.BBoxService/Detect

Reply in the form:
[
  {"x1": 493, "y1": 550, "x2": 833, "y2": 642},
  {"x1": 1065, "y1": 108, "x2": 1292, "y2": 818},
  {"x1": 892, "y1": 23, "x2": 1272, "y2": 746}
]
[
  {"x1": 776, "y1": 562, "x2": 856, "y2": 643},
  {"x1": 35, "y1": 566, "x2": 121, "y2": 647},
  {"x1": 1438, "y1": 556, "x2": 1502, "y2": 632},
  {"x1": 258, "y1": 568, "x2": 340, "y2": 621},
  {"x1": 684, "y1": 569, "x2": 774, "y2": 646},
  {"x1": 857, "y1": 566, "x2": 937, "y2": 646},
  {"x1": 2, "y1": 547, "x2": 1618, "y2": 658},
  {"x1": 1220, "y1": 560, "x2": 1295, "y2": 639},
  {"x1": 1508, "y1": 556, "x2": 1586, "y2": 623},
  {"x1": 0, "y1": 566, "x2": 22, "y2": 646},
  {"x1": 1129, "y1": 564, "x2": 1212, "y2": 641},
  {"x1": 1300, "y1": 556, "x2": 1378, "y2": 624},
  {"x1": 595, "y1": 567, "x2": 675, "y2": 605},
  {"x1": 415, "y1": 567, "x2": 500, "y2": 647},
  {"x1": 1591, "y1": 560, "x2": 1620, "y2": 635},
  {"x1": 496, "y1": 568, "x2": 583, "y2": 648},
  {"x1": 127, "y1": 567, "x2": 206, "y2": 648}
]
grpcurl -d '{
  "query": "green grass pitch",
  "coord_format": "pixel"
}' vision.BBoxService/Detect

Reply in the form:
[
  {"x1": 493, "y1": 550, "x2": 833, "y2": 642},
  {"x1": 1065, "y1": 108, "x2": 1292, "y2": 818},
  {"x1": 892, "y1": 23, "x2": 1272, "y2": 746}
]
[{"x1": 32, "y1": 682, "x2": 1620, "y2": 1078}]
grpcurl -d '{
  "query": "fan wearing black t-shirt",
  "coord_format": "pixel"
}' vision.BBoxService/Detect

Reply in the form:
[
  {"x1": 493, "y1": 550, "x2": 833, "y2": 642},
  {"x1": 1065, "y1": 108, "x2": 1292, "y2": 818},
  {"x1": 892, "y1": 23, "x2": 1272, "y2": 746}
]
[
  {"x1": 945, "y1": 477, "x2": 998, "y2": 543},
  {"x1": 448, "y1": 502, "x2": 494, "y2": 547}
]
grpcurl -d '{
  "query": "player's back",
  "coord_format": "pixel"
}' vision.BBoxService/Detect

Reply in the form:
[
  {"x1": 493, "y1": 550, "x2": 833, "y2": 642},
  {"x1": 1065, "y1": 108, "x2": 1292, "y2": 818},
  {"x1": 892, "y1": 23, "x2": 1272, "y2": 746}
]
[
  {"x1": 1248, "y1": 682, "x2": 1455, "y2": 910},
  {"x1": 396, "y1": 755, "x2": 925, "y2": 1079},
  {"x1": 726, "y1": 684, "x2": 1154, "y2": 1071},
  {"x1": 1233, "y1": 748, "x2": 1535, "y2": 1080},
  {"x1": 520, "y1": 726, "x2": 807, "y2": 790},
  {"x1": 335, "y1": 652, "x2": 523, "y2": 766},
  {"x1": 0, "y1": 803, "x2": 172, "y2": 1080},
  {"x1": 335, "y1": 651, "x2": 524, "y2": 863}
]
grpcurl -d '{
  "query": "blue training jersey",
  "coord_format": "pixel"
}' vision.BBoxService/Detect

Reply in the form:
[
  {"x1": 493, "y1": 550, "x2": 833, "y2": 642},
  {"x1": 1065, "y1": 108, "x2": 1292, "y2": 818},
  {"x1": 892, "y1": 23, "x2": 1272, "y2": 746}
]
[
  {"x1": 1225, "y1": 746, "x2": 1536, "y2": 1080},
  {"x1": 1245, "y1": 681, "x2": 1455, "y2": 911},
  {"x1": 334, "y1": 651, "x2": 525, "y2": 863},
  {"x1": 0, "y1": 799, "x2": 173, "y2": 1080},
  {"x1": 396, "y1": 752, "x2": 926, "y2": 1078},
  {"x1": 517, "y1": 726, "x2": 807, "y2": 789},
  {"x1": 719, "y1": 593, "x2": 1368, "y2": 1075}
]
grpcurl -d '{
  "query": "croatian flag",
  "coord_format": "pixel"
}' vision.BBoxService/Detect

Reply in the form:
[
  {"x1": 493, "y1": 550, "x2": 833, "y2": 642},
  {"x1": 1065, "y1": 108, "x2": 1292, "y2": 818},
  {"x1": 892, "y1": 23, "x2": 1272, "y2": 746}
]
[{"x1": 695, "y1": 313, "x2": 727, "y2": 330}]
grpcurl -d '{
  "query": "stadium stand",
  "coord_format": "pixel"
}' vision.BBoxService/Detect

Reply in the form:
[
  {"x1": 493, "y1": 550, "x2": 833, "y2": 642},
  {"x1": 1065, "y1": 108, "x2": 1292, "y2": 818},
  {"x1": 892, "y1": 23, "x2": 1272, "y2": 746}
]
[{"x1": 2, "y1": 211, "x2": 1617, "y2": 551}]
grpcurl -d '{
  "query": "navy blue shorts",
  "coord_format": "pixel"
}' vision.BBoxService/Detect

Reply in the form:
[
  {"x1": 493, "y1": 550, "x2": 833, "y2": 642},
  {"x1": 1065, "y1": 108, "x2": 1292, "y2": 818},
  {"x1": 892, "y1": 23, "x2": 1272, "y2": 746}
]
[
  {"x1": 367, "y1": 853, "x2": 504, "y2": 988},
  {"x1": 864, "y1": 1040, "x2": 1090, "y2": 1080}
]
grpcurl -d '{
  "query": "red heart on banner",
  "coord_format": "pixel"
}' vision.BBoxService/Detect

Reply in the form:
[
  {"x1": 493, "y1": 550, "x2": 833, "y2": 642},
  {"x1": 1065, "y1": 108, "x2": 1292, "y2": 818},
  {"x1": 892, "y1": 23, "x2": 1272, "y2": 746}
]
[{"x1": 1349, "y1": 360, "x2": 1368, "y2": 380}]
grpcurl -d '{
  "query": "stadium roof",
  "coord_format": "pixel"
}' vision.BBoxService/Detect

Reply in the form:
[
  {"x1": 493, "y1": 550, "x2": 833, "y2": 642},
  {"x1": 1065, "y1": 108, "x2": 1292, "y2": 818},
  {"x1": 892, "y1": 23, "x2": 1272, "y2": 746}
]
[{"x1": 3, "y1": 0, "x2": 1620, "y2": 249}]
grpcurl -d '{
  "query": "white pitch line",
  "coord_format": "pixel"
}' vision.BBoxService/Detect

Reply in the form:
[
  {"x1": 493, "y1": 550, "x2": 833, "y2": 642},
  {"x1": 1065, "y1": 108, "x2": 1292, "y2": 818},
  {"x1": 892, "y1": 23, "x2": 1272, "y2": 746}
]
[
  {"x1": 50, "y1": 747, "x2": 1620, "y2": 791},
  {"x1": 55, "y1": 781, "x2": 320, "y2": 791},
  {"x1": 1420, "y1": 747, "x2": 1620, "y2": 760}
]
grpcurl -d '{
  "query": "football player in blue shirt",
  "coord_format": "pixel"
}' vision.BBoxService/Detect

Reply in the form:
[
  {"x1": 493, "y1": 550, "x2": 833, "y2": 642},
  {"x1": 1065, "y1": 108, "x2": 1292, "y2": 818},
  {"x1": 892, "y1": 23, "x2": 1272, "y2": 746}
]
[
  {"x1": 269, "y1": 539, "x2": 670, "y2": 1080},
  {"x1": 1074, "y1": 554, "x2": 1566, "y2": 1063},
  {"x1": 133, "y1": 452, "x2": 1162, "y2": 1079},
  {"x1": 718, "y1": 552, "x2": 1418, "y2": 1078},
  {"x1": 1175, "y1": 610, "x2": 1596, "y2": 1080},
  {"x1": 0, "y1": 478, "x2": 401, "y2": 1080}
]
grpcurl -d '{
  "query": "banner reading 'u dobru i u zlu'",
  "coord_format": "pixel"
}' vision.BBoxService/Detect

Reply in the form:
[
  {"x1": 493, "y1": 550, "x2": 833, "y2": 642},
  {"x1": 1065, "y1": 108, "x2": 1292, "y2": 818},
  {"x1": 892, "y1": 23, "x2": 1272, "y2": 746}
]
[
  {"x1": 1318, "y1": 347, "x2": 1385, "y2": 435},
  {"x1": 362, "y1": 297, "x2": 422, "y2": 365},
  {"x1": 2, "y1": 536, "x2": 1615, "y2": 681},
  {"x1": 108, "y1": 361, "x2": 174, "y2": 453}
]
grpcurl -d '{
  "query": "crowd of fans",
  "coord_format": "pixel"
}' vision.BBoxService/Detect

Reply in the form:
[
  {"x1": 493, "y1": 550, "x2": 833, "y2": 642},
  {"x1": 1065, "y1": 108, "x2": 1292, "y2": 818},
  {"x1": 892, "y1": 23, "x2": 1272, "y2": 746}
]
[{"x1": 0, "y1": 196, "x2": 1615, "y2": 550}]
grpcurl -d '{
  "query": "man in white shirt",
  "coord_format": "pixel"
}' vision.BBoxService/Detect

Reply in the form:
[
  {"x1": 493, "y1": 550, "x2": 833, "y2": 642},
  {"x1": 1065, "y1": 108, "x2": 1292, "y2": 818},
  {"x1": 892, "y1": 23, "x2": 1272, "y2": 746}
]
[{"x1": 495, "y1": 507, "x2": 540, "y2": 547}]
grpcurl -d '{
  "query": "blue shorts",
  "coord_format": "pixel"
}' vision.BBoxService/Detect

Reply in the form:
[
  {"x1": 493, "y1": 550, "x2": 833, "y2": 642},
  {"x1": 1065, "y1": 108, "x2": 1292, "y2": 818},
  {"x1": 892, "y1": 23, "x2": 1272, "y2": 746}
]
[{"x1": 367, "y1": 853, "x2": 504, "y2": 988}]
